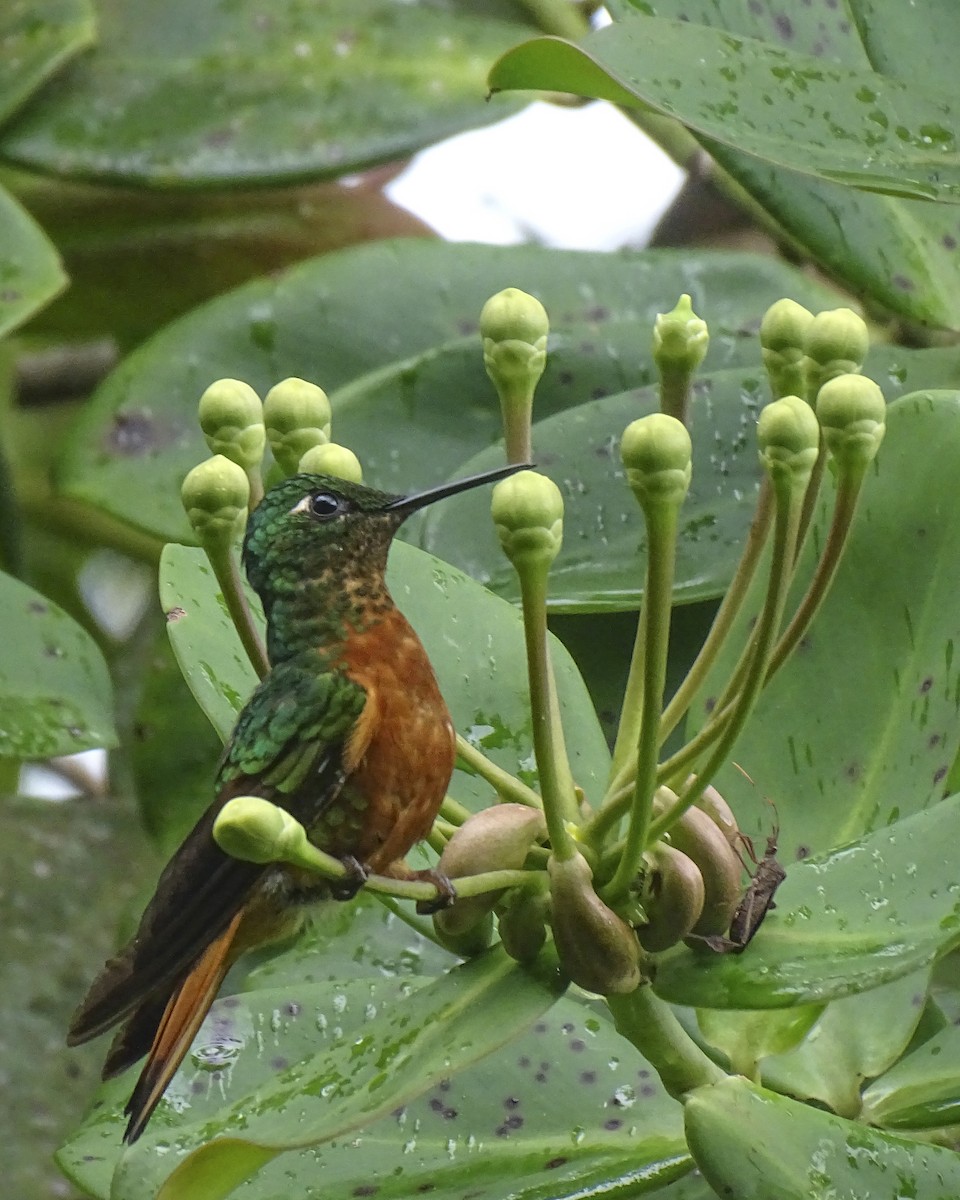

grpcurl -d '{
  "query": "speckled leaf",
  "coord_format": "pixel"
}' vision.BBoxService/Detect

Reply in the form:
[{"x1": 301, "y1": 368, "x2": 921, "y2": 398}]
[
  {"x1": 685, "y1": 1075, "x2": 960, "y2": 1199},
  {"x1": 862, "y1": 1020, "x2": 960, "y2": 1130},
  {"x1": 0, "y1": 0, "x2": 95, "y2": 128},
  {"x1": 604, "y1": 0, "x2": 960, "y2": 329},
  {"x1": 0, "y1": 184, "x2": 66, "y2": 337},
  {"x1": 653, "y1": 794, "x2": 960, "y2": 1010},
  {"x1": 53, "y1": 240, "x2": 841, "y2": 545},
  {"x1": 489, "y1": 13, "x2": 960, "y2": 202},
  {"x1": 0, "y1": 0, "x2": 528, "y2": 186},
  {"x1": 159, "y1": 540, "x2": 610, "y2": 809},
  {"x1": 673, "y1": 392, "x2": 960, "y2": 871},
  {"x1": 59, "y1": 982, "x2": 694, "y2": 1200},
  {"x1": 0, "y1": 569, "x2": 116, "y2": 758}
]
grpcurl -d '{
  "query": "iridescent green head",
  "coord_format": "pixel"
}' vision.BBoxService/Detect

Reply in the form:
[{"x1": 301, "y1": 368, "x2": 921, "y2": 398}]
[{"x1": 242, "y1": 463, "x2": 531, "y2": 602}]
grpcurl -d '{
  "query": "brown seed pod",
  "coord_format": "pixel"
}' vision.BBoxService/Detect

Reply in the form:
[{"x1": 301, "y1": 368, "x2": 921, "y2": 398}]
[
  {"x1": 498, "y1": 889, "x2": 549, "y2": 964},
  {"x1": 548, "y1": 850, "x2": 642, "y2": 994},
  {"x1": 691, "y1": 778, "x2": 741, "y2": 848},
  {"x1": 637, "y1": 843, "x2": 706, "y2": 952},
  {"x1": 434, "y1": 803, "x2": 546, "y2": 939},
  {"x1": 667, "y1": 805, "x2": 744, "y2": 937}
]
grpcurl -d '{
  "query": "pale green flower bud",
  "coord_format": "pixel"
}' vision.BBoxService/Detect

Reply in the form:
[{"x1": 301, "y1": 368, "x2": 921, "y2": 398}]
[
  {"x1": 298, "y1": 442, "x2": 363, "y2": 483},
  {"x1": 760, "y1": 299, "x2": 814, "y2": 400},
  {"x1": 757, "y1": 395, "x2": 820, "y2": 488},
  {"x1": 263, "y1": 377, "x2": 332, "y2": 476},
  {"x1": 213, "y1": 795, "x2": 303, "y2": 864},
  {"x1": 815, "y1": 375, "x2": 886, "y2": 474},
  {"x1": 653, "y1": 294, "x2": 709, "y2": 372},
  {"x1": 549, "y1": 850, "x2": 642, "y2": 994},
  {"x1": 620, "y1": 414, "x2": 692, "y2": 509},
  {"x1": 492, "y1": 470, "x2": 563, "y2": 573},
  {"x1": 804, "y1": 308, "x2": 870, "y2": 392},
  {"x1": 198, "y1": 379, "x2": 265, "y2": 472},
  {"x1": 480, "y1": 287, "x2": 549, "y2": 390},
  {"x1": 181, "y1": 455, "x2": 250, "y2": 547}
]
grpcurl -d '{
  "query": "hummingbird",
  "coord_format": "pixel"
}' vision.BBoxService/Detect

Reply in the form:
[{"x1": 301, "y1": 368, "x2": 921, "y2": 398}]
[{"x1": 67, "y1": 461, "x2": 527, "y2": 1143}]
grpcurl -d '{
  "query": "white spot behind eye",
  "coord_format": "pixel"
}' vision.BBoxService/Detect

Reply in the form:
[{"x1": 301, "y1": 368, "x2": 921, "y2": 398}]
[{"x1": 290, "y1": 496, "x2": 312, "y2": 515}]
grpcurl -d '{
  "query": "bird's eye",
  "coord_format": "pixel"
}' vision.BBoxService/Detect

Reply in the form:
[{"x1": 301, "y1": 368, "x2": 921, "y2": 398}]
[{"x1": 309, "y1": 491, "x2": 344, "y2": 519}]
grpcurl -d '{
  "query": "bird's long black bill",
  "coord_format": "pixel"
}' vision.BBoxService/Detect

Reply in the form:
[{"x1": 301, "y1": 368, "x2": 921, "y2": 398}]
[{"x1": 387, "y1": 461, "x2": 533, "y2": 515}]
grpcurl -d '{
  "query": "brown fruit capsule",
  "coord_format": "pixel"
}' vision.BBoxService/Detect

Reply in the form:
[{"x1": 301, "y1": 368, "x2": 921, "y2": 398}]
[
  {"x1": 667, "y1": 805, "x2": 744, "y2": 937},
  {"x1": 434, "y1": 803, "x2": 546, "y2": 939},
  {"x1": 498, "y1": 889, "x2": 549, "y2": 964},
  {"x1": 637, "y1": 844, "x2": 705, "y2": 952},
  {"x1": 691, "y1": 778, "x2": 741, "y2": 848},
  {"x1": 548, "y1": 851, "x2": 642, "y2": 994}
]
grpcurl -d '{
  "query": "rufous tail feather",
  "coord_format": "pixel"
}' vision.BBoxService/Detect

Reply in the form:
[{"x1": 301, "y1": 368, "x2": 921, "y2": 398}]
[{"x1": 123, "y1": 910, "x2": 244, "y2": 1143}]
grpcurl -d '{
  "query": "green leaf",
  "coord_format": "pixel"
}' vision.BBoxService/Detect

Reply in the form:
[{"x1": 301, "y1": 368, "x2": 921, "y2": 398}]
[
  {"x1": 115, "y1": 948, "x2": 568, "y2": 1200},
  {"x1": 653, "y1": 794, "x2": 960, "y2": 1010},
  {"x1": 0, "y1": 183, "x2": 66, "y2": 337},
  {"x1": 159, "y1": 540, "x2": 611, "y2": 808},
  {"x1": 0, "y1": 0, "x2": 529, "y2": 187},
  {"x1": 685, "y1": 1075, "x2": 960, "y2": 1199},
  {"x1": 60, "y1": 978, "x2": 695, "y2": 1200},
  {"x1": 0, "y1": 0, "x2": 95, "y2": 127},
  {"x1": 862, "y1": 1020, "x2": 960, "y2": 1130},
  {"x1": 604, "y1": 0, "x2": 960, "y2": 329},
  {"x1": 489, "y1": 14, "x2": 960, "y2": 203},
  {"x1": 0, "y1": 569, "x2": 116, "y2": 757},
  {"x1": 682, "y1": 391, "x2": 960, "y2": 861},
  {"x1": 53, "y1": 239, "x2": 842, "y2": 545},
  {"x1": 759, "y1": 969, "x2": 931, "y2": 1117}
]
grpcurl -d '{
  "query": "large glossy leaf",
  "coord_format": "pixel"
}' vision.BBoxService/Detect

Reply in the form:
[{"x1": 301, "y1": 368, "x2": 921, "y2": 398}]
[
  {"x1": 53, "y1": 239, "x2": 842, "y2": 544},
  {"x1": 0, "y1": 0, "x2": 95, "y2": 128},
  {"x1": 0, "y1": 0, "x2": 528, "y2": 187},
  {"x1": 159, "y1": 540, "x2": 611, "y2": 808},
  {"x1": 862, "y1": 1021, "x2": 960, "y2": 1130},
  {"x1": 0, "y1": 568, "x2": 116, "y2": 758},
  {"x1": 117, "y1": 949, "x2": 567, "y2": 1200},
  {"x1": 685, "y1": 1075, "x2": 960, "y2": 1199},
  {"x1": 0, "y1": 183, "x2": 66, "y2": 337},
  {"x1": 606, "y1": 0, "x2": 960, "y2": 329},
  {"x1": 653, "y1": 793, "x2": 960, "y2": 1009},
  {"x1": 489, "y1": 13, "x2": 960, "y2": 203}
]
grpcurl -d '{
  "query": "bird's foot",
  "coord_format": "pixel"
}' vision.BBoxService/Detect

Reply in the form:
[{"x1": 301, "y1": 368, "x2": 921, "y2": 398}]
[
  {"x1": 413, "y1": 869, "x2": 457, "y2": 915},
  {"x1": 330, "y1": 856, "x2": 370, "y2": 901}
]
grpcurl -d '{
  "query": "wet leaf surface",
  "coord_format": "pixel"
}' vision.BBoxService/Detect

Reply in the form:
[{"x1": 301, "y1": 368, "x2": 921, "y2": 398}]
[
  {"x1": 0, "y1": 0, "x2": 95, "y2": 127},
  {"x1": 0, "y1": 568, "x2": 116, "y2": 758},
  {"x1": 686, "y1": 1075, "x2": 960, "y2": 1199},
  {"x1": 0, "y1": 0, "x2": 528, "y2": 186},
  {"x1": 654, "y1": 794, "x2": 960, "y2": 1009},
  {"x1": 0, "y1": 183, "x2": 67, "y2": 338},
  {"x1": 605, "y1": 0, "x2": 960, "y2": 329},
  {"x1": 490, "y1": 12, "x2": 960, "y2": 203}
]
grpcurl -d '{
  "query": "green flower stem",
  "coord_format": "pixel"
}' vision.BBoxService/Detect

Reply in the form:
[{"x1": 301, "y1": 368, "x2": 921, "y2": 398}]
[
  {"x1": 518, "y1": 567, "x2": 580, "y2": 861},
  {"x1": 649, "y1": 466, "x2": 807, "y2": 840},
  {"x1": 766, "y1": 469, "x2": 863, "y2": 680},
  {"x1": 658, "y1": 363, "x2": 695, "y2": 427},
  {"x1": 606, "y1": 986, "x2": 727, "y2": 1099},
  {"x1": 602, "y1": 501, "x2": 680, "y2": 903},
  {"x1": 793, "y1": 430, "x2": 826, "y2": 563},
  {"x1": 247, "y1": 470, "x2": 264, "y2": 511},
  {"x1": 205, "y1": 544, "x2": 270, "y2": 679},
  {"x1": 454, "y1": 734, "x2": 544, "y2": 809},
  {"x1": 439, "y1": 794, "x2": 472, "y2": 826}
]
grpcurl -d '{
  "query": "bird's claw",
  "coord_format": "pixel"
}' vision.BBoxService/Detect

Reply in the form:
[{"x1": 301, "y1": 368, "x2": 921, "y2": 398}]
[
  {"x1": 330, "y1": 855, "x2": 370, "y2": 900},
  {"x1": 414, "y1": 869, "x2": 457, "y2": 915}
]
